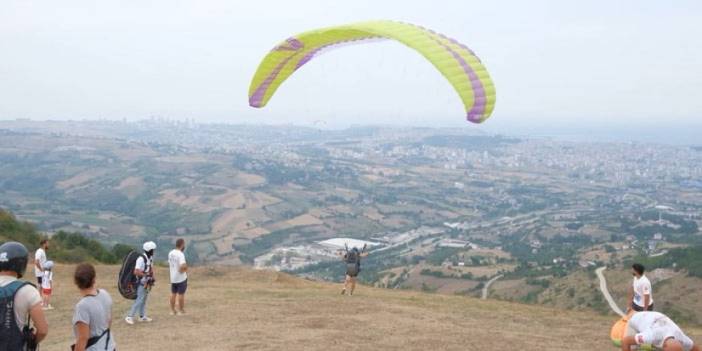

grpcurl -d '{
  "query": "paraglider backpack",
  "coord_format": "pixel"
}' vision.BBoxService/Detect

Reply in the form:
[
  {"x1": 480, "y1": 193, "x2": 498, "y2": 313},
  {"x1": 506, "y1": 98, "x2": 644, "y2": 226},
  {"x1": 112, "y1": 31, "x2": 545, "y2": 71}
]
[
  {"x1": 345, "y1": 246, "x2": 362, "y2": 276},
  {"x1": 346, "y1": 249, "x2": 359, "y2": 265},
  {"x1": 0, "y1": 280, "x2": 38, "y2": 351},
  {"x1": 117, "y1": 251, "x2": 148, "y2": 300}
]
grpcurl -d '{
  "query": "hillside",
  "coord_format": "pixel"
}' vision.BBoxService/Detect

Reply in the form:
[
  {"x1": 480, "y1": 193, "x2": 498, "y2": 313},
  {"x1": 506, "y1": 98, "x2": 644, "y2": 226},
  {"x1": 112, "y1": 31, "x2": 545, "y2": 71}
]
[{"x1": 36, "y1": 264, "x2": 701, "y2": 351}]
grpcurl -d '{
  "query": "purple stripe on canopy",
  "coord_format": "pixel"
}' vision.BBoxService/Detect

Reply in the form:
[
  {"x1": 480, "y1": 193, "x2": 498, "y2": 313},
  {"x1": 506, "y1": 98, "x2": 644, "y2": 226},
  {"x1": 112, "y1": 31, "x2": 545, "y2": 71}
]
[
  {"x1": 415, "y1": 26, "x2": 487, "y2": 122},
  {"x1": 274, "y1": 37, "x2": 304, "y2": 52},
  {"x1": 249, "y1": 55, "x2": 298, "y2": 107}
]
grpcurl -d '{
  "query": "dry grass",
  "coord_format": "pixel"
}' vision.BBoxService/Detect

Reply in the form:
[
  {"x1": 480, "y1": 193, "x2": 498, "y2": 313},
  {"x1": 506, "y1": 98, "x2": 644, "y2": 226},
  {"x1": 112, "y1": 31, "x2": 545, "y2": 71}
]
[{"x1": 36, "y1": 264, "x2": 701, "y2": 351}]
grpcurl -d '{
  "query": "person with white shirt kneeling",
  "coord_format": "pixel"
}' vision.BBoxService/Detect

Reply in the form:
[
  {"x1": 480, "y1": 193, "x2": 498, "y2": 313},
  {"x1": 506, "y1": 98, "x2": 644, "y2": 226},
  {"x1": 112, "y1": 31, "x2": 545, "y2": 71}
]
[
  {"x1": 628, "y1": 263, "x2": 654, "y2": 312},
  {"x1": 168, "y1": 238, "x2": 188, "y2": 316},
  {"x1": 621, "y1": 311, "x2": 699, "y2": 351}
]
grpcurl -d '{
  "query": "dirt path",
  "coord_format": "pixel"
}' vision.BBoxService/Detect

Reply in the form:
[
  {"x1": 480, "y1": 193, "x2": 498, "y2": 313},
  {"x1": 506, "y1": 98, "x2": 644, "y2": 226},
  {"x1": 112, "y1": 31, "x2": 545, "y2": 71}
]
[
  {"x1": 482, "y1": 274, "x2": 504, "y2": 300},
  {"x1": 596, "y1": 266, "x2": 626, "y2": 317}
]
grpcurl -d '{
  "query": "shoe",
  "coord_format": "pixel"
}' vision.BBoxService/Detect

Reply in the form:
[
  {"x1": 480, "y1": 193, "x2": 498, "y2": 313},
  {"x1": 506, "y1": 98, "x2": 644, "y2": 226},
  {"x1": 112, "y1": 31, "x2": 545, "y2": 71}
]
[
  {"x1": 177, "y1": 310, "x2": 185, "y2": 316},
  {"x1": 42, "y1": 306, "x2": 49, "y2": 310},
  {"x1": 125, "y1": 317, "x2": 134, "y2": 325},
  {"x1": 47, "y1": 305, "x2": 54, "y2": 310},
  {"x1": 139, "y1": 316, "x2": 153, "y2": 322},
  {"x1": 170, "y1": 310, "x2": 176, "y2": 316}
]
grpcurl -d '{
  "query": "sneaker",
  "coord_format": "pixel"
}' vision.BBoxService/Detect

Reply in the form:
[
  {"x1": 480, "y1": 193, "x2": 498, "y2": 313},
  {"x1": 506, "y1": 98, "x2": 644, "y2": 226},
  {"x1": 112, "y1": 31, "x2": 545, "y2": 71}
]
[
  {"x1": 169, "y1": 310, "x2": 176, "y2": 316},
  {"x1": 138, "y1": 316, "x2": 153, "y2": 323},
  {"x1": 47, "y1": 305, "x2": 54, "y2": 310},
  {"x1": 125, "y1": 317, "x2": 135, "y2": 325},
  {"x1": 176, "y1": 310, "x2": 186, "y2": 316},
  {"x1": 42, "y1": 306, "x2": 49, "y2": 311}
]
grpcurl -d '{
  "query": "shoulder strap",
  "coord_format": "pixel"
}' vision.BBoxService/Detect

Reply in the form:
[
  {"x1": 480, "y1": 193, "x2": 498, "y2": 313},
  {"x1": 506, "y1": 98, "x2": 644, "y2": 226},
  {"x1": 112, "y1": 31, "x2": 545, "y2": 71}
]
[{"x1": 0, "y1": 280, "x2": 33, "y2": 298}]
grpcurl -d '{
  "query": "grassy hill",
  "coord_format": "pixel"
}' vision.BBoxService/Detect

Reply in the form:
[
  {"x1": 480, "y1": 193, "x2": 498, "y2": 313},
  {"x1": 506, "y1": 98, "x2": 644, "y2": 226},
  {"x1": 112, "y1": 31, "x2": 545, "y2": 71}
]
[{"x1": 37, "y1": 264, "x2": 702, "y2": 351}]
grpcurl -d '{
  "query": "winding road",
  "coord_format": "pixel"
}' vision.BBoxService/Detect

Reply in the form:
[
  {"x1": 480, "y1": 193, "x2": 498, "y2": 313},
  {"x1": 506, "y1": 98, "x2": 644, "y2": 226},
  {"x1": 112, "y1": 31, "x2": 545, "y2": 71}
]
[
  {"x1": 481, "y1": 274, "x2": 504, "y2": 300},
  {"x1": 596, "y1": 266, "x2": 626, "y2": 317}
]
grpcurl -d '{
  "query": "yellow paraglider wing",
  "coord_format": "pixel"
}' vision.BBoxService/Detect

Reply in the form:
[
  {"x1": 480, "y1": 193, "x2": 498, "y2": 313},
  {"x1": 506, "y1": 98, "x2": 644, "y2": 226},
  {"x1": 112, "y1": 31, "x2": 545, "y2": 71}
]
[{"x1": 248, "y1": 20, "x2": 496, "y2": 123}]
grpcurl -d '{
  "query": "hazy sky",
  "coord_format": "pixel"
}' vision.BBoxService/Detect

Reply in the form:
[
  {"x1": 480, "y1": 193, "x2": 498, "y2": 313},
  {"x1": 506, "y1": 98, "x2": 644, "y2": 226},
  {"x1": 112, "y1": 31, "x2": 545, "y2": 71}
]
[{"x1": 1, "y1": 0, "x2": 701, "y2": 134}]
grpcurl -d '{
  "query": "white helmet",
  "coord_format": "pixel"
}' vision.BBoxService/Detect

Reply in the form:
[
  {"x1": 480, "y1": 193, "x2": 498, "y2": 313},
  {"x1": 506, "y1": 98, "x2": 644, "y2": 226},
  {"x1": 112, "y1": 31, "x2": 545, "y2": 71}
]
[
  {"x1": 143, "y1": 241, "x2": 157, "y2": 252},
  {"x1": 44, "y1": 260, "x2": 54, "y2": 270}
]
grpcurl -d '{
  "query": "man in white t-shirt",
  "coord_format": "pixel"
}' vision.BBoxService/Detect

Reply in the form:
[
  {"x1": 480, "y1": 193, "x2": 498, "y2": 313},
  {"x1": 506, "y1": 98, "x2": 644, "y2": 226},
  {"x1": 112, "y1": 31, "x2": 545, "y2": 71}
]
[
  {"x1": 621, "y1": 311, "x2": 699, "y2": 351},
  {"x1": 0, "y1": 241, "x2": 49, "y2": 349},
  {"x1": 34, "y1": 239, "x2": 49, "y2": 297},
  {"x1": 628, "y1": 263, "x2": 654, "y2": 312},
  {"x1": 168, "y1": 238, "x2": 188, "y2": 315}
]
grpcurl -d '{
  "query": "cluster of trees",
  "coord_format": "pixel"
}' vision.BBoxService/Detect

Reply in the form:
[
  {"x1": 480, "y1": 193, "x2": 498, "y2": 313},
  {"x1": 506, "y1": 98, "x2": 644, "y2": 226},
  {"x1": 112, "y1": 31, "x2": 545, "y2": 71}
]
[
  {"x1": 634, "y1": 246, "x2": 702, "y2": 278},
  {"x1": 0, "y1": 209, "x2": 133, "y2": 264}
]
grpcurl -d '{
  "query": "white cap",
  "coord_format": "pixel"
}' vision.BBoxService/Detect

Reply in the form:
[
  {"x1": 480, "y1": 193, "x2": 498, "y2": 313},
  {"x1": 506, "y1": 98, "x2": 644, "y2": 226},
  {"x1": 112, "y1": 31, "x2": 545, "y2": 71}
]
[{"x1": 143, "y1": 241, "x2": 157, "y2": 251}]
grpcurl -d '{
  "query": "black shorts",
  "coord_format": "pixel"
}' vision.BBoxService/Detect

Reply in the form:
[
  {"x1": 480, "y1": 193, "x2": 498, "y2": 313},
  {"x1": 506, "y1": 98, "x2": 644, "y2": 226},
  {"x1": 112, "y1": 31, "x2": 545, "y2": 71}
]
[
  {"x1": 37, "y1": 277, "x2": 43, "y2": 286},
  {"x1": 632, "y1": 303, "x2": 653, "y2": 312},
  {"x1": 346, "y1": 264, "x2": 360, "y2": 278},
  {"x1": 171, "y1": 279, "x2": 188, "y2": 295}
]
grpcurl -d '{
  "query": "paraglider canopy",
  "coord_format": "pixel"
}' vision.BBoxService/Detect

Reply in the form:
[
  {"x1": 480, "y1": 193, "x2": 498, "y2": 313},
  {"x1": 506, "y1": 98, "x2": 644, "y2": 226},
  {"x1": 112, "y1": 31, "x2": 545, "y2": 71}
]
[{"x1": 248, "y1": 20, "x2": 496, "y2": 124}]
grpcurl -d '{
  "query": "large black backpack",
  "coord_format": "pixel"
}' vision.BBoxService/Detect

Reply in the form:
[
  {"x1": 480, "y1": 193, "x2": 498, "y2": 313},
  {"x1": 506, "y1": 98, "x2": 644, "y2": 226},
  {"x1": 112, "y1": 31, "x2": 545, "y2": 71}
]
[
  {"x1": 117, "y1": 251, "x2": 145, "y2": 300},
  {"x1": 346, "y1": 248, "x2": 359, "y2": 265}
]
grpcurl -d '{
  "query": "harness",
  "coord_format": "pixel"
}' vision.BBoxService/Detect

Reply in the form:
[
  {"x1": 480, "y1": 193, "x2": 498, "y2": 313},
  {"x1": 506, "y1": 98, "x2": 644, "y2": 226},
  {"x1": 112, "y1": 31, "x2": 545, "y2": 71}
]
[{"x1": 0, "y1": 280, "x2": 35, "y2": 351}]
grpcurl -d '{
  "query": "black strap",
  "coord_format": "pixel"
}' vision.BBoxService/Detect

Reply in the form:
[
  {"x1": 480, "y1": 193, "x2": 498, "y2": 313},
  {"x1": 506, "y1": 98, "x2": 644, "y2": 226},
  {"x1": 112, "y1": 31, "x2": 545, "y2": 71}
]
[{"x1": 85, "y1": 328, "x2": 110, "y2": 349}]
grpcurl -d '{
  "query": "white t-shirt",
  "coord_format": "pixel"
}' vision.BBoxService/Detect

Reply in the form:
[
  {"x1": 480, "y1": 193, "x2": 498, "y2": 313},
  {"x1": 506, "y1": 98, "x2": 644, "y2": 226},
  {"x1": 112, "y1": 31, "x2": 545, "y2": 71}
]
[
  {"x1": 41, "y1": 271, "x2": 53, "y2": 290},
  {"x1": 135, "y1": 255, "x2": 152, "y2": 285},
  {"x1": 34, "y1": 248, "x2": 46, "y2": 277},
  {"x1": 632, "y1": 275, "x2": 654, "y2": 307},
  {"x1": 168, "y1": 249, "x2": 187, "y2": 284},
  {"x1": 0, "y1": 275, "x2": 42, "y2": 329},
  {"x1": 628, "y1": 312, "x2": 694, "y2": 350}
]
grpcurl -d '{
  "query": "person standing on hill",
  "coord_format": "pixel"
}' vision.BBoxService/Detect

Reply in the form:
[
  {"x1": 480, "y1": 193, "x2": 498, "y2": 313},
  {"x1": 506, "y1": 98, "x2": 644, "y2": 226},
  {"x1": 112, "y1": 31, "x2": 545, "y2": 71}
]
[
  {"x1": 0, "y1": 241, "x2": 49, "y2": 350},
  {"x1": 125, "y1": 241, "x2": 156, "y2": 325},
  {"x1": 34, "y1": 239, "x2": 49, "y2": 299},
  {"x1": 628, "y1": 263, "x2": 654, "y2": 312},
  {"x1": 41, "y1": 260, "x2": 54, "y2": 310},
  {"x1": 168, "y1": 238, "x2": 188, "y2": 315},
  {"x1": 620, "y1": 311, "x2": 699, "y2": 351},
  {"x1": 72, "y1": 263, "x2": 116, "y2": 351},
  {"x1": 339, "y1": 245, "x2": 368, "y2": 296}
]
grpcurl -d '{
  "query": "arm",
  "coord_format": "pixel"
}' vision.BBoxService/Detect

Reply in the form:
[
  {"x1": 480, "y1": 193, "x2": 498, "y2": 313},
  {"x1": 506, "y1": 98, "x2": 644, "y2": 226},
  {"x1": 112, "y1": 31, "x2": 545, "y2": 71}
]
[
  {"x1": 179, "y1": 263, "x2": 188, "y2": 273},
  {"x1": 626, "y1": 285, "x2": 634, "y2": 311},
  {"x1": 643, "y1": 294, "x2": 650, "y2": 311},
  {"x1": 691, "y1": 344, "x2": 700, "y2": 351},
  {"x1": 360, "y1": 252, "x2": 369, "y2": 258},
  {"x1": 73, "y1": 322, "x2": 90, "y2": 351},
  {"x1": 620, "y1": 336, "x2": 636, "y2": 351},
  {"x1": 133, "y1": 268, "x2": 145, "y2": 277},
  {"x1": 34, "y1": 253, "x2": 42, "y2": 271},
  {"x1": 28, "y1": 303, "x2": 48, "y2": 342}
]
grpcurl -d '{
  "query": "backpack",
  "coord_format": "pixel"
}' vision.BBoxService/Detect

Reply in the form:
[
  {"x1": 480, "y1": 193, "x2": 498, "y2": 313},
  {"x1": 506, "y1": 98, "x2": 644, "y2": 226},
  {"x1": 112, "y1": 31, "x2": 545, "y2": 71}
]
[
  {"x1": 0, "y1": 280, "x2": 35, "y2": 351},
  {"x1": 117, "y1": 251, "x2": 146, "y2": 300},
  {"x1": 346, "y1": 248, "x2": 359, "y2": 265}
]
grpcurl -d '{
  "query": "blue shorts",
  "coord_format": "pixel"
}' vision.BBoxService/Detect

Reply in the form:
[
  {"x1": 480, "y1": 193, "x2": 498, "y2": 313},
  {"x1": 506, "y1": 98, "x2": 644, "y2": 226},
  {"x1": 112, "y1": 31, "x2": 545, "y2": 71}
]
[{"x1": 171, "y1": 279, "x2": 188, "y2": 295}]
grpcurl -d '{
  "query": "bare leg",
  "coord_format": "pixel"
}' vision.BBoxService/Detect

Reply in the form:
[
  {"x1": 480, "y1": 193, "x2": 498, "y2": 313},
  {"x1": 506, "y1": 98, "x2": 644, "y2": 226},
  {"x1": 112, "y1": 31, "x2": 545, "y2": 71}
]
[
  {"x1": 178, "y1": 294, "x2": 185, "y2": 313},
  {"x1": 350, "y1": 277, "x2": 357, "y2": 295},
  {"x1": 170, "y1": 293, "x2": 177, "y2": 313},
  {"x1": 342, "y1": 275, "x2": 351, "y2": 295}
]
